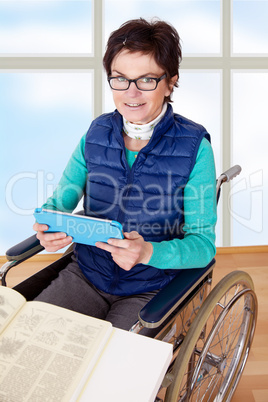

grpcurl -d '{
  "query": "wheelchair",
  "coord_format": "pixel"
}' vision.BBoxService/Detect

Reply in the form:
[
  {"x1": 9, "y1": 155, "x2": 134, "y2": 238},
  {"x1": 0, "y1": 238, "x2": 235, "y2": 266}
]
[{"x1": 0, "y1": 165, "x2": 258, "y2": 402}]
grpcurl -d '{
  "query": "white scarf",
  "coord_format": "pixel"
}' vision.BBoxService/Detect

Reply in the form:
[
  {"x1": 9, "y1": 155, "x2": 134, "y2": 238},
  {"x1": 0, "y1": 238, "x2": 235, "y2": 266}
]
[{"x1": 123, "y1": 103, "x2": 167, "y2": 140}]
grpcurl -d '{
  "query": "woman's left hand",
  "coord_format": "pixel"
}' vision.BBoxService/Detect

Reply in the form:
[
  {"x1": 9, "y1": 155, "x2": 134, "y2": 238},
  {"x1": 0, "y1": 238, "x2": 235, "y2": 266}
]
[{"x1": 95, "y1": 231, "x2": 153, "y2": 271}]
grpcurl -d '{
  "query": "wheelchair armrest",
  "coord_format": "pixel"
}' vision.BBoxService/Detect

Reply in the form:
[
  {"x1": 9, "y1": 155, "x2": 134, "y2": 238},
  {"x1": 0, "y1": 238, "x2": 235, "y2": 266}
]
[
  {"x1": 5, "y1": 210, "x2": 84, "y2": 263},
  {"x1": 138, "y1": 259, "x2": 215, "y2": 328},
  {"x1": 1, "y1": 235, "x2": 44, "y2": 286},
  {"x1": 6, "y1": 234, "x2": 44, "y2": 263},
  {"x1": 2, "y1": 210, "x2": 83, "y2": 279},
  {"x1": 1, "y1": 210, "x2": 83, "y2": 285}
]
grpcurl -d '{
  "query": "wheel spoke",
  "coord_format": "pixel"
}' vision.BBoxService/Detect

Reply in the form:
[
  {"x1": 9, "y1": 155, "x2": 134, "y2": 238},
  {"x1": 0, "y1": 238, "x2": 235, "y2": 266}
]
[{"x1": 164, "y1": 272, "x2": 257, "y2": 402}]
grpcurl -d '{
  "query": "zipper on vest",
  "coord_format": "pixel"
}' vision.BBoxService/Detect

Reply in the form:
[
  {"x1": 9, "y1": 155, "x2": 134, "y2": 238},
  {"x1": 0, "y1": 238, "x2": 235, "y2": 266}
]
[
  {"x1": 116, "y1": 162, "x2": 134, "y2": 226},
  {"x1": 108, "y1": 154, "x2": 137, "y2": 293},
  {"x1": 108, "y1": 262, "x2": 120, "y2": 293}
]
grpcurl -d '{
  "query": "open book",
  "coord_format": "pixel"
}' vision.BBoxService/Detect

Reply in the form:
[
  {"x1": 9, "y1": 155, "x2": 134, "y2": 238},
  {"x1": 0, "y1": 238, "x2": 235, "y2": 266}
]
[{"x1": 0, "y1": 286, "x2": 113, "y2": 401}]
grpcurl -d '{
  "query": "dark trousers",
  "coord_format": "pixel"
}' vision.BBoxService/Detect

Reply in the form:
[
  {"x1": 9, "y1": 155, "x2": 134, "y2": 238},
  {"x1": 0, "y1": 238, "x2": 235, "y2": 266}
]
[{"x1": 34, "y1": 255, "x2": 159, "y2": 336}]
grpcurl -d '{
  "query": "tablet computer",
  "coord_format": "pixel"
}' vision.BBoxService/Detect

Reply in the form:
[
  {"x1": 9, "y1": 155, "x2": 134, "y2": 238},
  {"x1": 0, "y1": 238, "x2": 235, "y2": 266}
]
[{"x1": 34, "y1": 208, "x2": 124, "y2": 246}]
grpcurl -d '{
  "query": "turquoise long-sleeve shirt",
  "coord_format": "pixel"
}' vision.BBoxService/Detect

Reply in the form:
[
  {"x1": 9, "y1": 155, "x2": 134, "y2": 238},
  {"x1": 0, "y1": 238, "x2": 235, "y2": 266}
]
[{"x1": 43, "y1": 134, "x2": 217, "y2": 269}]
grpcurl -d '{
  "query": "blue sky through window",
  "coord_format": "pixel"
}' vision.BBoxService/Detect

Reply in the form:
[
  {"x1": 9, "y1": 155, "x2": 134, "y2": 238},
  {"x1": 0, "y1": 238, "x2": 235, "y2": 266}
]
[
  {"x1": 0, "y1": 72, "x2": 93, "y2": 252},
  {"x1": 233, "y1": 0, "x2": 268, "y2": 54},
  {"x1": 0, "y1": 1, "x2": 92, "y2": 54},
  {"x1": 105, "y1": 0, "x2": 221, "y2": 55},
  {"x1": 232, "y1": 72, "x2": 268, "y2": 246}
]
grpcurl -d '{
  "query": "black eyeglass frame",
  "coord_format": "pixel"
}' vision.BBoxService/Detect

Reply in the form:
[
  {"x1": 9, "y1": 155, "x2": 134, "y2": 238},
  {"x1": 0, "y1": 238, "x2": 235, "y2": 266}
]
[{"x1": 107, "y1": 73, "x2": 167, "y2": 91}]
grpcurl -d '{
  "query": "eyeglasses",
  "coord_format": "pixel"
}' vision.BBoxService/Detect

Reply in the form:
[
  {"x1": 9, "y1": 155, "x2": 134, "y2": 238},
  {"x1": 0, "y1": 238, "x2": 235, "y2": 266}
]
[{"x1": 107, "y1": 73, "x2": 167, "y2": 91}]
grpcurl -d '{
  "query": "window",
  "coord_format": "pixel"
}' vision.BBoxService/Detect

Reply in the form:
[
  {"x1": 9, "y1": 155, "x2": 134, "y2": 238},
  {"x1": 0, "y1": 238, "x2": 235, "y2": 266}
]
[
  {"x1": 233, "y1": 0, "x2": 268, "y2": 55},
  {"x1": 0, "y1": 1, "x2": 92, "y2": 54},
  {"x1": 104, "y1": 0, "x2": 221, "y2": 55},
  {"x1": 0, "y1": 72, "x2": 93, "y2": 252},
  {"x1": 1, "y1": 0, "x2": 267, "y2": 254},
  {"x1": 232, "y1": 72, "x2": 268, "y2": 246}
]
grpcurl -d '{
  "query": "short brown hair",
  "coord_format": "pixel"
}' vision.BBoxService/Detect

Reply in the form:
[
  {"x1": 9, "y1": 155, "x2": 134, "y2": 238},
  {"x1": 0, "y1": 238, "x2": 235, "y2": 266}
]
[{"x1": 103, "y1": 18, "x2": 182, "y2": 103}]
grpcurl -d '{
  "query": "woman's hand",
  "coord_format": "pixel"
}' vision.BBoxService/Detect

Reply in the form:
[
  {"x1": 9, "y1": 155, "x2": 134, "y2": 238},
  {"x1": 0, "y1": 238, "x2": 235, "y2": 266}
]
[
  {"x1": 95, "y1": 231, "x2": 153, "y2": 271},
  {"x1": 33, "y1": 222, "x2": 73, "y2": 252}
]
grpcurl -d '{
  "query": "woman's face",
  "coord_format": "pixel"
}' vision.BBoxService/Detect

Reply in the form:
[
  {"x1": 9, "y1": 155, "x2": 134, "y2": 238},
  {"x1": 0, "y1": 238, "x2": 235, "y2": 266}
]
[{"x1": 110, "y1": 50, "x2": 174, "y2": 125}]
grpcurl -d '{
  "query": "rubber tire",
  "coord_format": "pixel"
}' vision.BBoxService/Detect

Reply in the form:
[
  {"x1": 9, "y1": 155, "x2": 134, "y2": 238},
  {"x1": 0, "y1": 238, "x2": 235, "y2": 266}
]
[{"x1": 164, "y1": 270, "x2": 257, "y2": 402}]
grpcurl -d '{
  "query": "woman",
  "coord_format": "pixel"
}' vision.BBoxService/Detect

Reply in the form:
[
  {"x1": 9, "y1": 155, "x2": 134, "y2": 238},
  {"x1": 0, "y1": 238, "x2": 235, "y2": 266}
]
[{"x1": 33, "y1": 18, "x2": 217, "y2": 334}]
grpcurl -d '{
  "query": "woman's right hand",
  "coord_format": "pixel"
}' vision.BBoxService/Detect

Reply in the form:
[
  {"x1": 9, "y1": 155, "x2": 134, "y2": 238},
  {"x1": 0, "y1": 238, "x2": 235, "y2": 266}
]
[{"x1": 33, "y1": 222, "x2": 73, "y2": 252}]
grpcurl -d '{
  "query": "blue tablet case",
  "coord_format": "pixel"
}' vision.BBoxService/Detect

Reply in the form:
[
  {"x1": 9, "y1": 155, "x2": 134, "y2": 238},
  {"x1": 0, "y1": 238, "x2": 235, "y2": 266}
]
[{"x1": 34, "y1": 208, "x2": 124, "y2": 246}]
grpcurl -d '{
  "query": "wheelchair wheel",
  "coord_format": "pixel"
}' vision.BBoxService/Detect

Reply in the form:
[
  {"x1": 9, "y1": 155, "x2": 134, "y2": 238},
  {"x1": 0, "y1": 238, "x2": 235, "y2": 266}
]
[{"x1": 164, "y1": 270, "x2": 257, "y2": 402}]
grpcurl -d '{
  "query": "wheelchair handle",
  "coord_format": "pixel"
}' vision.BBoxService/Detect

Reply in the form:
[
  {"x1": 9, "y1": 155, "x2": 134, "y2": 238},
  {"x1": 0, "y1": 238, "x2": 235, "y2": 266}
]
[
  {"x1": 221, "y1": 165, "x2": 242, "y2": 182},
  {"x1": 216, "y1": 165, "x2": 242, "y2": 204}
]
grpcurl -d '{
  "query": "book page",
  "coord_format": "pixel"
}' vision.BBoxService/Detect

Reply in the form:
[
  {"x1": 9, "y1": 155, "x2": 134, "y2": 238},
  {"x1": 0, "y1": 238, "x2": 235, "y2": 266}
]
[
  {"x1": 0, "y1": 286, "x2": 26, "y2": 335},
  {"x1": 0, "y1": 301, "x2": 112, "y2": 401}
]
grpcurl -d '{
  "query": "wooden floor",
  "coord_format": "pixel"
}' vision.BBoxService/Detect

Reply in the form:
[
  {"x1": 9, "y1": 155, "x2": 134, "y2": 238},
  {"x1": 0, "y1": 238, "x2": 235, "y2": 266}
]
[{"x1": 3, "y1": 248, "x2": 268, "y2": 401}]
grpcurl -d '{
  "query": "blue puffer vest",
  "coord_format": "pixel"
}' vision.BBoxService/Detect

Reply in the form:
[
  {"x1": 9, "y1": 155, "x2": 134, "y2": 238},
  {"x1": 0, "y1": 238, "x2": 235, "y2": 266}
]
[{"x1": 74, "y1": 104, "x2": 210, "y2": 296}]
